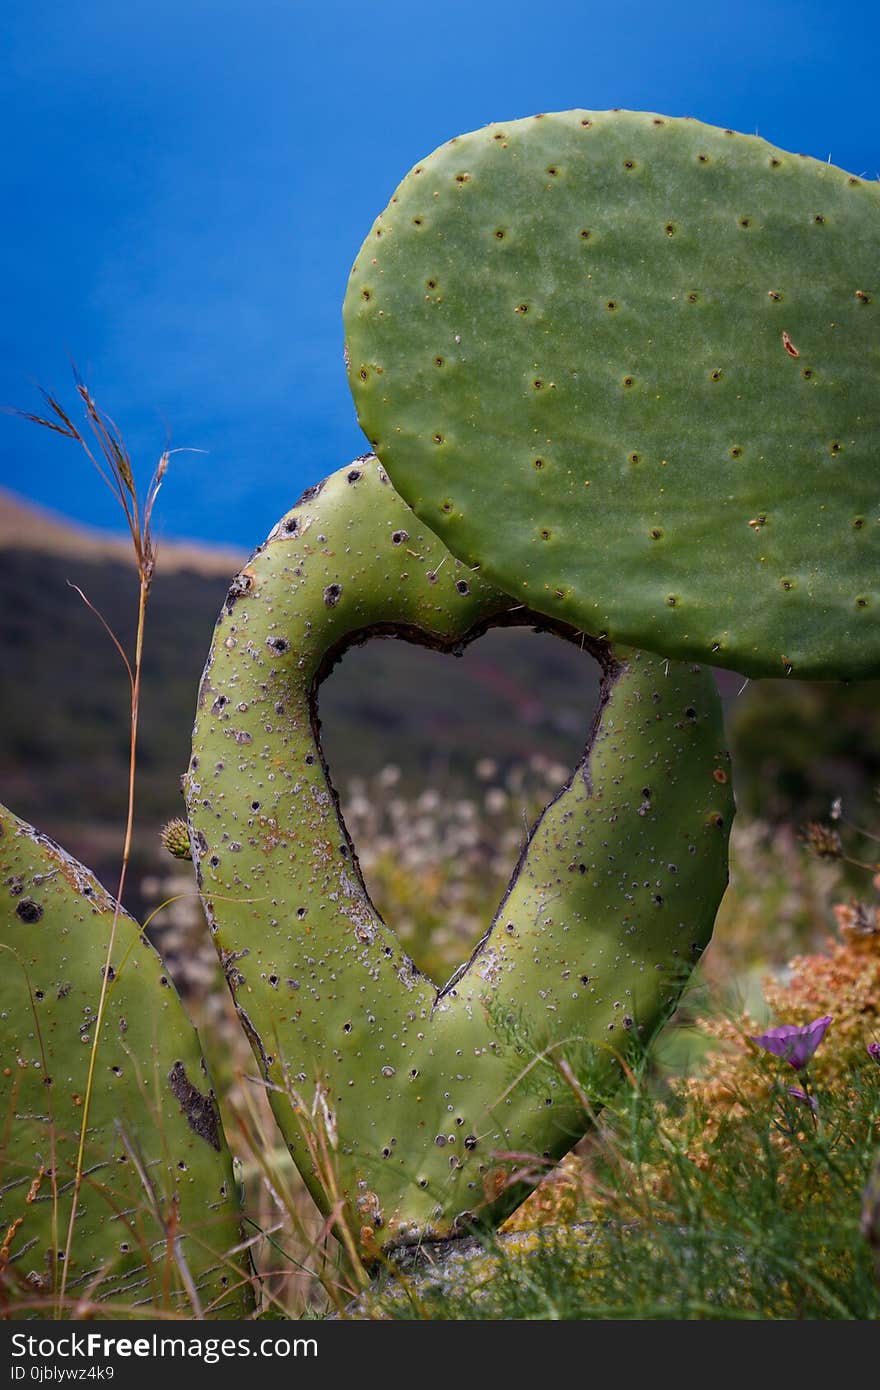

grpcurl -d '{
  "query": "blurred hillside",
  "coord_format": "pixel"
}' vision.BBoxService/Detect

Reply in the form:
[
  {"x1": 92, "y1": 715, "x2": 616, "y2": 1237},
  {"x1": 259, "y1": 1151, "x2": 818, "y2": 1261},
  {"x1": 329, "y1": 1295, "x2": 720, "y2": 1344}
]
[{"x1": 1, "y1": 489, "x2": 878, "y2": 919}]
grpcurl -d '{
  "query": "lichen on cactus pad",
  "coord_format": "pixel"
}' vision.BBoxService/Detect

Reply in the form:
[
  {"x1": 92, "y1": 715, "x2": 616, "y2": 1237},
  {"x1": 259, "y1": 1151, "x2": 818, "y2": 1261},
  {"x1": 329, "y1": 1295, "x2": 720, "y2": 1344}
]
[
  {"x1": 187, "y1": 457, "x2": 733, "y2": 1255},
  {"x1": 0, "y1": 805, "x2": 251, "y2": 1317},
  {"x1": 344, "y1": 110, "x2": 880, "y2": 680}
]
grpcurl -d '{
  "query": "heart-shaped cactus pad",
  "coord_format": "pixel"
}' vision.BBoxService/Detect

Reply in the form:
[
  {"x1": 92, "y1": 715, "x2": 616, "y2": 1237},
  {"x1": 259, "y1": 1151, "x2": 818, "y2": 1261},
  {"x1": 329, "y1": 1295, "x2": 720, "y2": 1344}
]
[
  {"x1": 186, "y1": 458, "x2": 732, "y2": 1256},
  {"x1": 344, "y1": 110, "x2": 880, "y2": 680}
]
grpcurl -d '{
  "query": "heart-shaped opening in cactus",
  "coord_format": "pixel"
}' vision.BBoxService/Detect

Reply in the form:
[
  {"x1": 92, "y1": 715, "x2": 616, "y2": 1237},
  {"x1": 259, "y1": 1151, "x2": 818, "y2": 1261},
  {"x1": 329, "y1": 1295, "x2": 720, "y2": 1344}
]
[
  {"x1": 187, "y1": 458, "x2": 733, "y2": 1254},
  {"x1": 318, "y1": 623, "x2": 600, "y2": 982}
]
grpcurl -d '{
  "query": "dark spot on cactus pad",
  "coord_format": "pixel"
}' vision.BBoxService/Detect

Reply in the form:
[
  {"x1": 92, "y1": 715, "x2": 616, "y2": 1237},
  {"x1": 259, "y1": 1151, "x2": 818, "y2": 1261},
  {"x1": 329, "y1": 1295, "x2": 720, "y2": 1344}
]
[
  {"x1": 533, "y1": 457, "x2": 545, "y2": 469},
  {"x1": 433, "y1": 356, "x2": 444, "y2": 367},
  {"x1": 730, "y1": 446, "x2": 742, "y2": 458},
  {"x1": 16, "y1": 898, "x2": 43, "y2": 923},
  {"x1": 685, "y1": 707, "x2": 698, "y2": 721},
  {"x1": 579, "y1": 228, "x2": 591, "y2": 239},
  {"x1": 296, "y1": 906, "x2": 307, "y2": 918},
  {"x1": 225, "y1": 573, "x2": 252, "y2": 612},
  {"x1": 323, "y1": 583, "x2": 342, "y2": 607},
  {"x1": 697, "y1": 153, "x2": 709, "y2": 163},
  {"x1": 830, "y1": 441, "x2": 842, "y2": 456},
  {"x1": 167, "y1": 1061, "x2": 222, "y2": 1152},
  {"x1": 540, "y1": 529, "x2": 552, "y2": 540},
  {"x1": 433, "y1": 432, "x2": 444, "y2": 444},
  {"x1": 623, "y1": 159, "x2": 636, "y2": 171},
  {"x1": 455, "y1": 172, "x2": 471, "y2": 183},
  {"x1": 767, "y1": 290, "x2": 782, "y2": 301},
  {"x1": 780, "y1": 578, "x2": 794, "y2": 590},
  {"x1": 666, "y1": 595, "x2": 678, "y2": 607},
  {"x1": 814, "y1": 214, "x2": 826, "y2": 224},
  {"x1": 856, "y1": 597, "x2": 869, "y2": 608},
  {"x1": 782, "y1": 331, "x2": 800, "y2": 358},
  {"x1": 623, "y1": 376, "x2": 634, "y2": 388},
  {"x1": 293, "y1": 480, "x2": 326, "y2": 508},
  {"x1": 710, "y1": 369, "x2": 723, "y2": 382},
  {"x1": 707, "y1": 813, "x2": 725, "y2": 830},
  {"x1": 455, "y1": 580, "x2": 470, "y2": 596},
  {"x1": 606, "y1": 300, "x2": 617, "y2": 311},
  {"x1": 649, "y1": 528, "x2": 663, "y2": 541},
  {"x1": 426, "y1": 278, "x2": 437, "y2": 289},
  {"x1": 347, "y1": 468, "x2": 363, "y2": 483},
  {"x1": 392, "y1": 530, "x2": 409, "y2": 545},
  {"x1": 713, "y1": 769, "x2": 729, "y2": 784},
  {"x1": 852, "y1": 517, "x2": 865, "y2": 529},
  {"x1": 494, "y1": 229, "x2": 506, "y2": 239},
  {"x1": 266, "y1": 636, "x2": 290, "y2": 654},
  {"x1": 664, "y1": 223, "x2": 676, "y2": 236},
  {"x1": 770, "y1": 156, "x2": 781, "y2": 167},
  {"x1": 687, "y1": 291, "x2": 699, "y2": 303},
  {"x1": 281, "y1": 516, "x2": 299, "y2": 535},
  {"x1": 305, "y1": 754, "x2": 315, "y2": 765},
  {"x1": 515, "y1": 302, "x2": 529, "y2": 314},
  {"x1": 856, "y1": 290, "x2": 871, "y2": 304}
]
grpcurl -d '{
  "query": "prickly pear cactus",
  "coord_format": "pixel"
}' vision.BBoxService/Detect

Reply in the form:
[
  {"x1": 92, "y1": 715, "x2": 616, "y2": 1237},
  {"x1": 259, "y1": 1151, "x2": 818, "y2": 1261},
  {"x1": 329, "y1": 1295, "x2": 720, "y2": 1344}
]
[
  {"x1": 187, "y1": 457, "x2": 732, "y2": 1255},
  {"x1": 0, "y1": 806, "x2": 251, "y2": 1317},
  {"x1": 344, "y1": 110, "x2": 880, "y2": 680}
]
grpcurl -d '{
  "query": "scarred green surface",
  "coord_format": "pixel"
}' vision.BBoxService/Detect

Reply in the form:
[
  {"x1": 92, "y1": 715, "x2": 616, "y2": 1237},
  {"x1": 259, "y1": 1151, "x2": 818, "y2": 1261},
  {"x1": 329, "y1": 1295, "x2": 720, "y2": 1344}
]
[
  {"x1": 186, "y1": 458, "x2": 732, "y2": 1254},
  {"x1": 344, "y1": 109, "x2": 880, "y2": 680},
  {"x1": 0, "y1": 806, "x2": 251, "y2": 1318}
]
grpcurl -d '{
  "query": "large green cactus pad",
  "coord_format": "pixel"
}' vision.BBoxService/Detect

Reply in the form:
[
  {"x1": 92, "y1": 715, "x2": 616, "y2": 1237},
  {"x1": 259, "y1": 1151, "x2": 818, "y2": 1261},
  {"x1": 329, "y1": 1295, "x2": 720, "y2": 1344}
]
[
  {"x1": 0, "y1": 806, "x2": 251, "y2": 1317},
  {"x1": 344, "y1": 110, "x2": 880, "y2": 680},
  {"x1": 187, "y1": 458, "x2": 732, "y2": 1255}
]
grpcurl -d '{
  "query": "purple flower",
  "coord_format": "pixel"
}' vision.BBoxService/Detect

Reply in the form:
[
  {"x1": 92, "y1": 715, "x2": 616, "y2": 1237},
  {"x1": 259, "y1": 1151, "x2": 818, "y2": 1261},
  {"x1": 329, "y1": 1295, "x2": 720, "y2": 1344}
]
[
  {"x1": 786, "y1": 1086, "x2": 818, "y2": 1113},
  {"x1": 750, "y1": 1015, "x2": 833, "y2": 1071},
  {"x1": 868, "y1": 1041, "x2": 880, "y2": 1064}
]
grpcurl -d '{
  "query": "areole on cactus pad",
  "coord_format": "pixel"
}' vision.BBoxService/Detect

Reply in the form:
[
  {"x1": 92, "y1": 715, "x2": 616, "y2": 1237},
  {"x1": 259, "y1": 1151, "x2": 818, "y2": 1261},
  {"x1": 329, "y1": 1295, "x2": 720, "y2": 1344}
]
[
  {"x1": 186, "y1": 458, "x2": 733, "y2": 1256},
  {"x1": 344, "y1": 109, "x2": 880, "y2": 680}
]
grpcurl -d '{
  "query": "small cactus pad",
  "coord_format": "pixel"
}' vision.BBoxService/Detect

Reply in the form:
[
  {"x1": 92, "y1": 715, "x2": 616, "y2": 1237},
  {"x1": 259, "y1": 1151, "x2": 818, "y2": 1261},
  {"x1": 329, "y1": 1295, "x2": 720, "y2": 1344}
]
[
  {"x1": 187, "y1": 458, "x2": 732, "y2": 1253},
  {"x1": 344, "y1": 110, "x2": 880, "y2": 679},
  {"x1": 0, "y1": 806, "x2": 250, "y2": 1316}
]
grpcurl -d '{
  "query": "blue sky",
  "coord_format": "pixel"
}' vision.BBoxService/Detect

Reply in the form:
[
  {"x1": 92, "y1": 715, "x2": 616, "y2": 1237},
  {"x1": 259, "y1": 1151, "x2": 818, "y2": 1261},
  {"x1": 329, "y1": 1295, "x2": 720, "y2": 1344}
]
[{"x1": 1, "y1": 1, "x2": 876, "y2": 548}]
